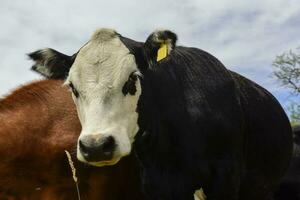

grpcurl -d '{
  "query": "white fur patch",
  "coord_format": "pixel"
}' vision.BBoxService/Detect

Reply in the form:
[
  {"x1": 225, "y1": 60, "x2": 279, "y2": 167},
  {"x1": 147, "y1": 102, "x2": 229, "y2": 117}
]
[
  {"x1": 91, "y1": 28, "x2": 118, "y2": 42},
  {"x1": 41, "y1": 48, "x2": 54, "y2": 57},
  {"x1": 35, "y1": 64, "x2": 52, "y2": 77},
  {"x1": 67, "y1": 28, "x2": 141, "y2": 166}
]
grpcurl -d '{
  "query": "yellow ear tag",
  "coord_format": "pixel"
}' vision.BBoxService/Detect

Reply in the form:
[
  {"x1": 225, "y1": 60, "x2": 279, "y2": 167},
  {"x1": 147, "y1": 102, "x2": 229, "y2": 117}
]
[{"x1": 157, "y1": 43, "x2": 168, "y2": 62}]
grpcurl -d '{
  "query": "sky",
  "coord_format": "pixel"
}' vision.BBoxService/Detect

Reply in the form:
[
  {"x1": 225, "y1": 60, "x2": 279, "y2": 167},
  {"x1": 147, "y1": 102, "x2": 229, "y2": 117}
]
[{"x1": 0, "y1": 0, "x2": 299, "y2": 114}]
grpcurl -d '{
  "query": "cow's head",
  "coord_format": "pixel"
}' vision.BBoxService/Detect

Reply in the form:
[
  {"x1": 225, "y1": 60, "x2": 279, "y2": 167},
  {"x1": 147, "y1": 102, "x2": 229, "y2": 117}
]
[{"x1": 29, "y1": 28, "x2": 177, "y2": 166}]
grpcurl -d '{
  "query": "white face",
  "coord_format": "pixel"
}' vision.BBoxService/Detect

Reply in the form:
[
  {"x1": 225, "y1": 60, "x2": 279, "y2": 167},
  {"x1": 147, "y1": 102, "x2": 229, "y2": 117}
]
[{"x1": 66, "y1": 29, "x2": 141, "y2": 167}]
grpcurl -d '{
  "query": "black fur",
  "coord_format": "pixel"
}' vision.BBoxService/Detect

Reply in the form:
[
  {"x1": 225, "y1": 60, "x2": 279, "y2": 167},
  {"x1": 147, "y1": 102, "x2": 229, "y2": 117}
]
[
  {"x1": 294, "y1": 125, "x2": 300, "y2": 145},
  {"x1": 122, "y1": 72, "x2": 138, "y2": 96},
  {"x1": 274, "y1": 126, "x2": 300, "y2": 200},
  {"x1": 28, "y1": 48, "x2": 76, "y2": 79}
]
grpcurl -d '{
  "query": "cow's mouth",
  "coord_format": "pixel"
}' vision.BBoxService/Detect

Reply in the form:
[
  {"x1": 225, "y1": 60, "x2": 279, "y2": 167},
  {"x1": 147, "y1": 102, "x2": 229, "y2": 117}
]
[{"x1": 86, "y1": 157, "x2": 121, "y2": 167}]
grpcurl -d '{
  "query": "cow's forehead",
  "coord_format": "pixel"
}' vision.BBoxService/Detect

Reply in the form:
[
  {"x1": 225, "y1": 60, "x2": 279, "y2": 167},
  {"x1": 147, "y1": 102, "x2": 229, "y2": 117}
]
[
  {"x1": 78, "y1": 28, "x2": 130, "y2": 65},
  {"x1": 68, "y1": 28, "x2": 137, "y2": 87},
  {"x1": 81, "y1": 29, "x2": 126, "y2": 54}
]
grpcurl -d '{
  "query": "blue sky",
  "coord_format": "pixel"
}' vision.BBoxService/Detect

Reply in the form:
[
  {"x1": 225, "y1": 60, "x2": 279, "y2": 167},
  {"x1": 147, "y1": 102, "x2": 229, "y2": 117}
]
[{"x1": 0, "y1": 0, "x2": 299, "y2": 113}]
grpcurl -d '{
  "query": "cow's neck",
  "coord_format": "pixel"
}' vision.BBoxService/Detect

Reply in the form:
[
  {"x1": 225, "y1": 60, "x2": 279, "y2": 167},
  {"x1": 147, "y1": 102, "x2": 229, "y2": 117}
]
[{"x1": 134, "y1": 67, "x2": 186, "y2": 168}]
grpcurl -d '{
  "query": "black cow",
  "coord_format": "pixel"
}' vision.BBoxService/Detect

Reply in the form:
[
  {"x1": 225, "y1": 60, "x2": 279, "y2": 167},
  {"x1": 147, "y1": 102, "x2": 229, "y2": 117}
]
[{"x1": 29, "y1": 29, "x2": 293, "y2": 200}]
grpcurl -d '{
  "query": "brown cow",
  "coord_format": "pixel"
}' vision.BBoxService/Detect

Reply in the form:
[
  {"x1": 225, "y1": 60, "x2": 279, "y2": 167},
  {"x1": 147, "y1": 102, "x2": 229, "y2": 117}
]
[{"x1": 0, "y1": 79, "x2": 144, "y2": 200}]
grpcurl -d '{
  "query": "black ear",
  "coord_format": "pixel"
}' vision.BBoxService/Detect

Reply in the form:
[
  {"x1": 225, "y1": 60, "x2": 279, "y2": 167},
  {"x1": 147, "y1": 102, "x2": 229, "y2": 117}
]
[
  {"x1": 28, "y1": 48, "x2": 76, "y2": 80},
  {"x1": 143, "y1": 30, "x2": 177, "y2": 68}
]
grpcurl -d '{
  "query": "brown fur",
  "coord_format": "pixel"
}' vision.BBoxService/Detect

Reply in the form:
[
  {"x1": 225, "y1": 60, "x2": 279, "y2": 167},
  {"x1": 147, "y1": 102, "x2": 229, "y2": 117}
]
[{"x1": 0, "y1": 80, "x2": 143, "y2": 200}]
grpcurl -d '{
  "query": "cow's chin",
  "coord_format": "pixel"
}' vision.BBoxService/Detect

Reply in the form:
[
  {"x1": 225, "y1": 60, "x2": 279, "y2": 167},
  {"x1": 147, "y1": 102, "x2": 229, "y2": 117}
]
[{"x1": 87, "y1": 158, "x2": 121, "y2": 167}]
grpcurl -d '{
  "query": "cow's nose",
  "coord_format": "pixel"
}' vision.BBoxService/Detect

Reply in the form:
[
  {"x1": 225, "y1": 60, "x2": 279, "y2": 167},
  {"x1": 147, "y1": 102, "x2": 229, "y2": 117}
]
[{"x1": 79, "y1": 135, "x2": 115, "y2": 162}]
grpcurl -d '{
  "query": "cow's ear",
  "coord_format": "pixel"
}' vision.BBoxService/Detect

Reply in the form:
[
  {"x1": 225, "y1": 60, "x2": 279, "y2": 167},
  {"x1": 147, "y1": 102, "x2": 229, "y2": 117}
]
[
  {"x1": 143, "y1": 30, "x2": 177, "y2": 68},
  {"x1": 28, "y1": 48, "x2": 76, "y2": 80}
]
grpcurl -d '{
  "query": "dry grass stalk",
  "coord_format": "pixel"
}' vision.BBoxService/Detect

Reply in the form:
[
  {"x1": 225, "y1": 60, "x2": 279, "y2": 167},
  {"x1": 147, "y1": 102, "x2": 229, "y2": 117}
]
[
  {"x1": 65, "y1": 150, "x2": 81, "y2": 200},
  {"x1": 194, "y1": 188, "x2": 206, "y2": 200}
]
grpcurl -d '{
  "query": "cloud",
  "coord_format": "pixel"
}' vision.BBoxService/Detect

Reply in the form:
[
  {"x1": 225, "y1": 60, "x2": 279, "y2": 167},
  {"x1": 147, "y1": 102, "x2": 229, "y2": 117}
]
[{"x1": 0, "y1": 0, "x2": 299, "y2": 113}]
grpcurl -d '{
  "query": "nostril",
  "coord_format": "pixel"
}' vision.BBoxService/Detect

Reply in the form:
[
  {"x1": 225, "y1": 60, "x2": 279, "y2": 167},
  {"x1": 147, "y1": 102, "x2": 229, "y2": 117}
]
[
  {"x1": 79, "y1": 140, "x2": 88, "y2": 153},
  {"x1": 102, "y1": 136, "x2": 115, "y2": 153}
]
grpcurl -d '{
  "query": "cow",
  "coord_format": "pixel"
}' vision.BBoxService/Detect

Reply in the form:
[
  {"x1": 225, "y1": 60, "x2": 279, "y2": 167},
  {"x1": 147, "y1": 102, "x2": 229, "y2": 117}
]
[
  {"x1": 28, "y1": 28, "x2": 293, "y2": 200},
  {"x1": 0, "y1": 79, "x2": 144, "y2": 200},
  {"x1": 27, "y1": 50, "x2": 205, "y2": 200},
  {"x1": 274, "y1": 125, "x2": 300, "y2": 200}
]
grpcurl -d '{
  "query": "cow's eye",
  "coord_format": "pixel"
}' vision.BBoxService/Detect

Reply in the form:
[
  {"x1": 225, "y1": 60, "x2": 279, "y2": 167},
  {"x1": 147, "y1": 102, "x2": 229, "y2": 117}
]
[
  {"x1": 122, "y1": 72, "x2": 138, "y2": 96},
  {"x1": 69, "y1": 82, "x2": 79, "y2": 98}
]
